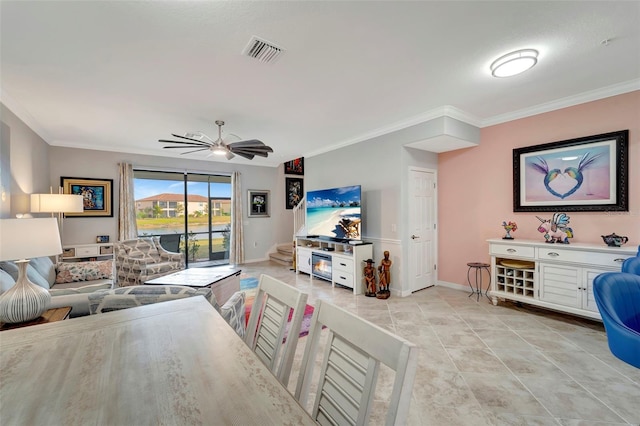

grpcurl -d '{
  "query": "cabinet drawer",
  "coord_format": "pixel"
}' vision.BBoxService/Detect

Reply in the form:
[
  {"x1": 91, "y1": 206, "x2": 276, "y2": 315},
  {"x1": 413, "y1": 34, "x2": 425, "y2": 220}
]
[
  {"x1": 536, "y1": 247, "x2": 629, "y2": 269},
  {"x1": 332, "y1": 256, "x2": 353, "y2": 273},
  {"x1": 333, "y1": 270, "x2": 354, "y2": 288},
  {"x1": 75, "y1": 246, "x2": 99, "y2": 256},
  {"x1": 490, "y1": 244, "x2": 534, "y2": 259}
]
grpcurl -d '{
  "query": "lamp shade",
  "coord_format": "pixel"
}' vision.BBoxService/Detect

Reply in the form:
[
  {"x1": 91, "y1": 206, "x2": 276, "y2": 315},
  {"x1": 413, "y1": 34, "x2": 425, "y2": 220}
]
[
  {"x1": 0, "y1": 218, "x2": 62, "y2": 261},
  {"x1": 31, "y1": 193, "x2": 84, "y2": 213}
]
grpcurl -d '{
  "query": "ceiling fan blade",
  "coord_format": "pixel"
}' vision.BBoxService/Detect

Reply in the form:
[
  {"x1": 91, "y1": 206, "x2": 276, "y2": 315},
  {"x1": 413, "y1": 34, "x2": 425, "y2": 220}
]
[
  {"x1": 170, "y1": 133, "x2": 213, "y2": 145},
  {"x1": 159, "y1": 139, "x2": 209, "y2": 147},
  {"x1": 179, "y1": 148, "x2": 210, "y2": 155},
  {"x1": 228, "y1": 139, "x2": 265, "y2": 147},
  {"x1": 162, "y1": 145, "x2": 208, "y2": 149},
  {"x1": 232, "y1": 148, "x2": 269, "y2": 158},
  {"x1": 232, "y1": 150, "x2": 255, "y2": 160},
  {"x1": 236, "y1": 145, "x2": 273, "y2": 153}
]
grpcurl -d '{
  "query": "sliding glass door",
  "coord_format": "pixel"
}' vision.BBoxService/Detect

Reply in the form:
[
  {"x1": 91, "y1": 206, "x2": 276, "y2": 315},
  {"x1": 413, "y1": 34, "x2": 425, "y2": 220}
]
[{"x1": 133, "y1": 170, "x2": 231, "y2": 266}]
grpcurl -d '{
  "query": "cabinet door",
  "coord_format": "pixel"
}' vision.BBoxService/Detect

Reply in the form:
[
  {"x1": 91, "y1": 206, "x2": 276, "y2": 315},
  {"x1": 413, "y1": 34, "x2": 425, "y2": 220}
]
[
  {"x1": 582, "y1": 268, "x2": 611, "y2": 313},
  {"x1": 297, "y1": 248, "x2": 312, "y2": 274},
  {"x1": 538, "y1": 263, "x2": 581, "y2": 308}
]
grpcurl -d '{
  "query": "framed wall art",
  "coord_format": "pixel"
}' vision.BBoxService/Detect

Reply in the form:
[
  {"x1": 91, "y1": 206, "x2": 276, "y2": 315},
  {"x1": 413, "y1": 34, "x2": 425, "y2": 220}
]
[
  {"x1": 285, "y1": 177, "x2": 303, "y2": 210},
  {"x1": 284, "y1": 157, "x2": 304, "y2": 175},
  {"x1": 248, "y1": 189, "x2": 270, "y2": 217},
  {"x1": 61, "y1": 177, "x2": 113, "y2": 217},
  {"x1": 513, "y1": 130, "x2": 628, "y2": 212}
]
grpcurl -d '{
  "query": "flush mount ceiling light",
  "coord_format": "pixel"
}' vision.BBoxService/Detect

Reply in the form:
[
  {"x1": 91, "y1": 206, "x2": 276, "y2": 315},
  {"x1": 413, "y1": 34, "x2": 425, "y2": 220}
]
[{"x1": 490, "y1": 49, "x2": 539, "y2": 77}]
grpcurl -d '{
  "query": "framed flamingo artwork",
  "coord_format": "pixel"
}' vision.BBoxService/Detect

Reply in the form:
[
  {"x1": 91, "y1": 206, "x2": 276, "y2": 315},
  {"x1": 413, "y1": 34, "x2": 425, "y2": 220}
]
[{"x1": 513, "y1": 130, "x2": 628, "y2": 212}]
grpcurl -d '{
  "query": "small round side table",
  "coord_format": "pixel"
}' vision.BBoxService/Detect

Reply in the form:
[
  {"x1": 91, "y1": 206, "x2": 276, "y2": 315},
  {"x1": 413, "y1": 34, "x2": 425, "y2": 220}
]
[{"x1": 467, "y1": 262, "x2": 491, "y2": 302}]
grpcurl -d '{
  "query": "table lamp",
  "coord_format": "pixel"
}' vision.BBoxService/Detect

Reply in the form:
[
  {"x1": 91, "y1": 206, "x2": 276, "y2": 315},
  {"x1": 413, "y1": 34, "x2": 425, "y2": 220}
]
[
  {"x1": 31, "y1": 191, "x2": 84, "y2": 238},
  {"x1": 0, "y1": 218, "x2": 62, "y2": 323}
]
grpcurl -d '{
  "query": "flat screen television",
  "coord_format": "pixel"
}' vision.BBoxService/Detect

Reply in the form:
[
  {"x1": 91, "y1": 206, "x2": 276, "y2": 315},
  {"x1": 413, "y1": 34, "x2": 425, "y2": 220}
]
[{"x1": 306, "y1": 185, "x2": 362, "y2": 241}]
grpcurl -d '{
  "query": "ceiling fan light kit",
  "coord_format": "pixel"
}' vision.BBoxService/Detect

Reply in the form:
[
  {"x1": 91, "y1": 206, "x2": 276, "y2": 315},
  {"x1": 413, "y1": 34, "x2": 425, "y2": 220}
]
[{"x1": 159, "y1": 120, "x2": 273, "y2": 161}]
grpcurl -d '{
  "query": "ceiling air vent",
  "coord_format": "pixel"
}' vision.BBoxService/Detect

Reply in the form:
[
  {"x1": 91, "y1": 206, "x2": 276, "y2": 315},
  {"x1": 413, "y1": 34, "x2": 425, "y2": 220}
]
[{"x1": 242, "y1": 36, "x2": 284, "y2": 63}]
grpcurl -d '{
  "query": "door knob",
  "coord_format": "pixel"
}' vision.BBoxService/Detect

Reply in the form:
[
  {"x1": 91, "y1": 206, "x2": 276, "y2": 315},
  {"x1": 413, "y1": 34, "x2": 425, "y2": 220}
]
[{"x1": 411, "y1": 235, "x2": 420, "y2": 239}]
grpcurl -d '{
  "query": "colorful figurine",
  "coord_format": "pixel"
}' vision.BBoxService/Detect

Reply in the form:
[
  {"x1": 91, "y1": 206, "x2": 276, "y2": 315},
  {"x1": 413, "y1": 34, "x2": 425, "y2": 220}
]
[
  {"x1": 502, "y1": 221, "x2": 518, "y2": 239},
  {"x1": 536, "y1": 213, "x2": 573, "y2": 244}
]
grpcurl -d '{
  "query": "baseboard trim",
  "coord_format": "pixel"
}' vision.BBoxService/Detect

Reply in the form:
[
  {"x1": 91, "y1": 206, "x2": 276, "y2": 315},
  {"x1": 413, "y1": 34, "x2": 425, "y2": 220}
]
[{"x1": 436, "y1": 280, "x2": 469, "y2": 293}]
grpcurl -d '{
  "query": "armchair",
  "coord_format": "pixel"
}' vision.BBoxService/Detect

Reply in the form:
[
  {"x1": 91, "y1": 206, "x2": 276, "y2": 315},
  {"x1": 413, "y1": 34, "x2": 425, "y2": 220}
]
[
  {"x1": 116, "y1": 237, "x2": 185, "y2": 287},
  {"x1": 593, "y1": 272, "x2": 640, "y2": 368},
  {"x1": 622, "y1": 246, "x2": 640, "y2": 275}
]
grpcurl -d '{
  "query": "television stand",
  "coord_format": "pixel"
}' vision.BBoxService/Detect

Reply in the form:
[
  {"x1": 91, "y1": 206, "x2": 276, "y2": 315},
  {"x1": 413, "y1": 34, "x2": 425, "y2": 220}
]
[{"x1": 295, "y1": 236, "x2": 372, "y2": 295}]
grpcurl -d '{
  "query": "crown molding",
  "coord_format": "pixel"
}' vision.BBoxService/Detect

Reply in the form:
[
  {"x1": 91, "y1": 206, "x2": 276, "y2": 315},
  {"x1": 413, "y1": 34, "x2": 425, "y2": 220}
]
[
  {"x1": 481, "y1": 79, "x2": 640, "y2": 127},
  {"x1": 306, "y1": 105, "x2": 483, "y2": 158},
  {"x1": 0, "y1": 89, "x2": 52, "y2": 143}
]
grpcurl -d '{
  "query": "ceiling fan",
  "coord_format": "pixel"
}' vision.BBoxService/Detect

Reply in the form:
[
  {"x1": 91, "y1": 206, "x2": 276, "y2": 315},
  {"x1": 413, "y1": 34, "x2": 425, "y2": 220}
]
[{"x1": 159, "y1": 120, "x2": 273, "y2": 160}]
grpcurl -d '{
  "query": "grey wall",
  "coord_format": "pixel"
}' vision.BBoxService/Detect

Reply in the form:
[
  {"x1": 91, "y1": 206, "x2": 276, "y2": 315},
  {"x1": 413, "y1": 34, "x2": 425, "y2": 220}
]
[
  {"x1": 0, "y1": 103, "x2": 51, "y2": 218},
  {"x1": 48, "y1": 147, "x2": 292, "y2": 261},
  {"x1": 1, "y1": 101, "x2": 292, "y2": 262},
  {"x1": 306, "y1": 120, "x2": 440, "y2": 296}
]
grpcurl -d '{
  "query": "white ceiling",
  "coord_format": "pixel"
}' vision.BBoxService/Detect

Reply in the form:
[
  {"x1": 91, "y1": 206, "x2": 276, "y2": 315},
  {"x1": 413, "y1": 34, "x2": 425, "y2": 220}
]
[{"x1": 1, "y1": 1, "x2": 639, "y2": 167}]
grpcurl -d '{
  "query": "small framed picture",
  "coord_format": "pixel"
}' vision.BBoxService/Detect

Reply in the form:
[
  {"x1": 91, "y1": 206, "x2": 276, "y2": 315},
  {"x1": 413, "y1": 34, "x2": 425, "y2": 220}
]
[
  {"x1": 285, "y1": 177, "x2": 303, "y2": 210},
  {"x1": 248, "y1": 190, "x2": 270, "y2": 218},
  {"x1": 284, "y1": 157, "x2": 304, "y2": 175},
  {"x1": 96, "y1": 235, "x2": 110, "y2": 243}
]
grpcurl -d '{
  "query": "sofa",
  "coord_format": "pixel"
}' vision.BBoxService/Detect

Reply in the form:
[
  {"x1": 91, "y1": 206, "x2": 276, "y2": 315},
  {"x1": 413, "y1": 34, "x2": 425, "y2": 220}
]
[
  {"x1": 88, "y1": 285, "x2": 247, "y2": 337},
  {"x1": 0, "y1": 257, "x2": 114, "y2": 318},
  {"x1": 116, "y1": 237, "x2": 185, "y2": 287}
]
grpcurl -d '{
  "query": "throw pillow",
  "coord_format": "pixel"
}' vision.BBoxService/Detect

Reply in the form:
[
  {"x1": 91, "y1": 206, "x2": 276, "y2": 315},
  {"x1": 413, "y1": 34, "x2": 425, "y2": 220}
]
[
  {"x1": 56, "y1": 260, "x2": 114, "y2": 284},
  {"x1": 0, "y1": 269, "x2": 14, "y2": 293},
  {"x1": 29, "y1": 257, "x2": 57, "y2": 286},
  {"x1": 221, "y1": 291, "x2": 246, "y2": 338},
  {"x1": 0, "y1": 261, "x2": 50, "y2": 289},
  {"x1": 0, "y1": 261, "x2": 19, "y2": 281},
  {"x1": 49, "y1": 282, "x2": 113, "y2": 296}
]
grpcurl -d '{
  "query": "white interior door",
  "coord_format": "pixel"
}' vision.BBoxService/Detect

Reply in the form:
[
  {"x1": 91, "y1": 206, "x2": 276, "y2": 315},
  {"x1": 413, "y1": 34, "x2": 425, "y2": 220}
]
[{"x1": 408, "y1": 168, "x2": 436, "y2": 292}]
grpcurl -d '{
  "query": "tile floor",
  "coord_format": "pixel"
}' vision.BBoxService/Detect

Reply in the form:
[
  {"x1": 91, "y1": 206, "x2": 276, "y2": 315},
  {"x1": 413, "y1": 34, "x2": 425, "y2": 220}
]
[{"x1": 241, "y1": 261, "x2": 640, "y2": 425}]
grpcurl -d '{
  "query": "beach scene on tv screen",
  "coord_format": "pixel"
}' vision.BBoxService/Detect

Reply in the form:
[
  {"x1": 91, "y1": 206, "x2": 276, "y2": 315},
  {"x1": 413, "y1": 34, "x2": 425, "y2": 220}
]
[{"x1": 306, "y1": 186, "x2": 361, "y2": 240}]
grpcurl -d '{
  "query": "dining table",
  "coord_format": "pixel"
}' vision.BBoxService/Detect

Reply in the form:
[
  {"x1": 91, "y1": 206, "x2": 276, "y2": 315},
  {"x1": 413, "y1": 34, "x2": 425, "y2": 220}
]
[{"x1": 0, "y1": 296, "x2": 316, "y2": 425}]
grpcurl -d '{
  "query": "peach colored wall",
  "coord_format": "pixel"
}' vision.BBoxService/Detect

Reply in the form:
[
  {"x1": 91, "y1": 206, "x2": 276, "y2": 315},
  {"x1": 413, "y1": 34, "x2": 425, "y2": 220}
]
[{"x1": 438, "y1": 91, "x2": 639, "y2": 286}]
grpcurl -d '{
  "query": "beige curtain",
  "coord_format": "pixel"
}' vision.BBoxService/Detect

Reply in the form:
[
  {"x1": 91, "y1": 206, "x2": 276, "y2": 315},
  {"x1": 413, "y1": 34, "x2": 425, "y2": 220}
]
[
  {"x1": 229, "y1": 171, "x2": 244, "y2": 264},
  {"x1": 118, "y1": 163, "x2": 138, "y2": 241}
]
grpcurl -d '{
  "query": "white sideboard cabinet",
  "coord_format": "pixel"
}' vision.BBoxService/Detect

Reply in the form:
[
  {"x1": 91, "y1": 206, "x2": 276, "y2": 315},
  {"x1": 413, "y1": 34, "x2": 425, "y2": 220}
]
[
  {"x1": 296, "y1": 237, "x2": 373, "y2": 295},
  {"x1": 488, "y1": 239, "x2": 635, "y2": 320},
  {"x1": 62, "y1": 243, "x2": 115, "y2": 262}
]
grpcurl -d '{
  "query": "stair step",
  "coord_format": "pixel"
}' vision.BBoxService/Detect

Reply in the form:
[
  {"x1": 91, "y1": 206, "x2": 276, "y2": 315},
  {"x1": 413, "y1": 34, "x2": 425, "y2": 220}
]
[{"x1": 269, "y1": 251, "x2": 293, "y2": 266}]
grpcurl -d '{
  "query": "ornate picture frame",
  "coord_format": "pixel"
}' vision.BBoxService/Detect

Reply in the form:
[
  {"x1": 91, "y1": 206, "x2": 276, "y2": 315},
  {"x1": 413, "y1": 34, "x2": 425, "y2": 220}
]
[
  {"x1": 513, "y1": 130, "x2": 628, "y2": 212},
  {"x1": 61, "y1": 177, "x2": 113, "y2": 217},
  {"x1": 247, "y1": 189, "x2": 270, "y2": 217}
]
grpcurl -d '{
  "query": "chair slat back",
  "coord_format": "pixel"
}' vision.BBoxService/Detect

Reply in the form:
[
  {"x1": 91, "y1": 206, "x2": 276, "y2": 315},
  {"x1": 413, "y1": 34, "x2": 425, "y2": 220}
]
[
  {"x1": 244, "y1": 274, "x2": 308, "y2": 386},
  {"x1": 295, "y1": 300, "x2": 418, "y2": 426}
]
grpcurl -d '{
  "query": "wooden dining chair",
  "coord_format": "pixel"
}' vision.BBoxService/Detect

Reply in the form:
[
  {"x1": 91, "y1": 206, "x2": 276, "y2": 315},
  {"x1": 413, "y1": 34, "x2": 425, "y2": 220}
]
[
  {"x1": 244, "y1": 274, "x2": 308, "y2": 386},
  {"x1": 294, "y1": 300, "x2": 419, "y2": 426}
]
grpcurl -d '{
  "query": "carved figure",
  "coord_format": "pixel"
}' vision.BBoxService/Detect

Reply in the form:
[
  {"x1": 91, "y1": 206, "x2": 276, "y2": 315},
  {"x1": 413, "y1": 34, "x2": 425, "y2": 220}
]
[
  {"x1": 377, "y1": 251, "x2": 392, "y2": 296},
  {"x1": 363, "y1": 259, "x2": 377, "y2": 297},
  {"x1": 536, "y1": 213, "x2": 573, "y2": 244}
]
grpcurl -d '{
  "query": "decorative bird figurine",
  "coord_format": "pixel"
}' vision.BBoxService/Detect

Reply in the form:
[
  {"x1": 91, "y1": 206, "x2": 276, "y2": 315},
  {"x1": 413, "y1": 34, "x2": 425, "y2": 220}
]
[
  {"x1": 529, "y1": 157, "x2": 564, "y2": 199},
  {"x1": 562, "y1": 152, "x2": 603, "y2": 198}
]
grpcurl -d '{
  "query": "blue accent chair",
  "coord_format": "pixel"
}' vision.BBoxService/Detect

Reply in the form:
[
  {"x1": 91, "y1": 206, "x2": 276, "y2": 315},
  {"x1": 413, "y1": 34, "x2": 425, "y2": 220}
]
[
  {"x1": 622, "y1": 247, "x2": 640, "y2": 275},
  {"x1": 593, "y1": 272, "x2": 640, "y2": 368}
]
